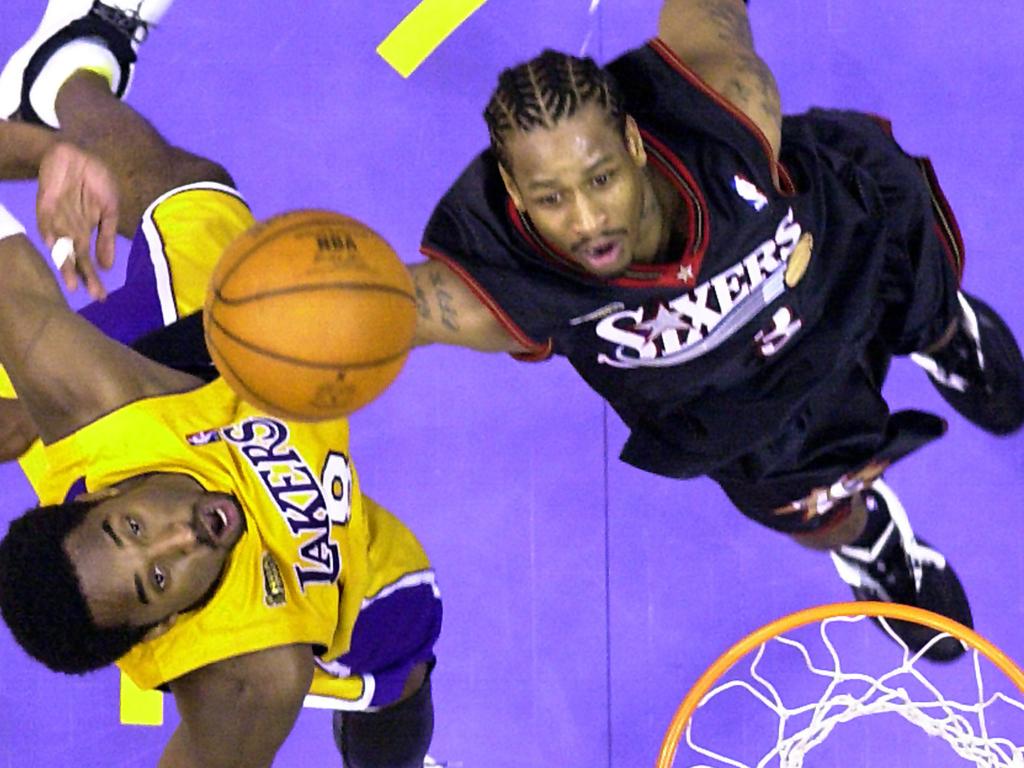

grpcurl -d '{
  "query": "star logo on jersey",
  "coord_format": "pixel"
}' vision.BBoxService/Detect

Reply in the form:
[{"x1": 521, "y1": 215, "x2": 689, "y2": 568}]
[
  {"x1": 594, "y1": 209, "x2": 804, "y2": 369},
  {"x1": 633, "y1": 302, "x2": 691, "y2": 344},
  {"x1": 733, "y1": 174, "x2": 769, "y2": 211},
  {"x1": 676, "y1": 263, "x2": 694, "y2": 281}
]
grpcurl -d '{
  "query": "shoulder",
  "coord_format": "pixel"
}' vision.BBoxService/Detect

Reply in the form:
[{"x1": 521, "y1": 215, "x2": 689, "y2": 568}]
[
  {"x1": 654, "y1": 0, "x2": 781, "y2": 159},
  {"x1": 42, "y1": 379, "x2": 236, "y2": 476},
  {"x1": 607, "y1": 42, "x2": 783, "y2": 188},
  {"x1": 163, "y1": 644, "x2": 314, "y2": 767},
  {"x1": 607, "y1": 42, "x2": 752, "y2": 136},
  {"x1": 424, "y1": 150, "x2": 526, "y2": 262},
  {"x1": 431, "y1": 150, "x2": 509, "y2": 222},
  {"x1": 173, "y1": 643, "x2": 314, "y2": 698},
  {"x1": 168, "y1": 644, "x2": 314, "y2": 720}
]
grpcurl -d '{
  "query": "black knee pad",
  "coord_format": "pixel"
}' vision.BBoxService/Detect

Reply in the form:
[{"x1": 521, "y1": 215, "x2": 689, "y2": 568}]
[{"x1": 332, "y1": 673, "x2": 434, "y2": 768}]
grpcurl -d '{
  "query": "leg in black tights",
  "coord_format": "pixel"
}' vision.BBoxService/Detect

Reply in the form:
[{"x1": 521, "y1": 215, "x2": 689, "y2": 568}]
[{"x1": 332, "y1": 672, "x2": 434, "y2": 768}]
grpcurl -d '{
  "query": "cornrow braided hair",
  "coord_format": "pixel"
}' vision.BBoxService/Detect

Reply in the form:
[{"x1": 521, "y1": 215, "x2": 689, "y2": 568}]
[{"x1": 484, "y1": 49, "x2": 626, "y2": 168}]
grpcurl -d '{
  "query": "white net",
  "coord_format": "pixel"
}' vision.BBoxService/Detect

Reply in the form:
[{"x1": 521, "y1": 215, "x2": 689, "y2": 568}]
[{"x1": 677, "y1": 614, "x2": 1024, "y2": 768}]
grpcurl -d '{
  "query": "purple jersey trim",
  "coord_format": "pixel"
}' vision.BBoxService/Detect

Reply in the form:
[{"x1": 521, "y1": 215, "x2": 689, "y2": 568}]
[
  {"x1": 79, "y1": 226, "x2": 167, "y2": 344},
  {"x1": 327, "y1": 578, "x2": 443, "y2": 708}
]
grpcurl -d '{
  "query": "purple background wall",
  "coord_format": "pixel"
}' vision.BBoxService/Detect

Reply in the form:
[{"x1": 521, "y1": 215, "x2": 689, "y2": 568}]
[{"x1": 1, "y1": 2, "x2": 1021, "y2": 766}]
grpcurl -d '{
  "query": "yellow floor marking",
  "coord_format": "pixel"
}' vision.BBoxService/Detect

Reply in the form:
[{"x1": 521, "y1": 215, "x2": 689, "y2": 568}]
[
  {"x1": 120, "y1": 671, "x2": 164, "y2": 726},
  {"x1": 377, "y1": 0, "x2": 488, "y2": 77}
]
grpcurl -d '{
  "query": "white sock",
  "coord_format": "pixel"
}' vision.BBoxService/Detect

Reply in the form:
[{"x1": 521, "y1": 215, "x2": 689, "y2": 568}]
[{"x1": 28, "y1": 39, "x2": 121, "y2": 128}]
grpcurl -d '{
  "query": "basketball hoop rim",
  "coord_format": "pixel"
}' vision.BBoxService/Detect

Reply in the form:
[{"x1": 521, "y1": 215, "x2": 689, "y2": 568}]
[{"x1": 656, "y1": 600, "x2": 1024, "y2": 768}]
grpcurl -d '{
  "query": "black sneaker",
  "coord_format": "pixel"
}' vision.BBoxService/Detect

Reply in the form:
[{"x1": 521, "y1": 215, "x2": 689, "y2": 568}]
[
  {"x1": 829, "y1": 480, "x2": 972, "y2": 661},
  {"x1": 912, "y1": 291, "x2": 1024, "y2": 435}
]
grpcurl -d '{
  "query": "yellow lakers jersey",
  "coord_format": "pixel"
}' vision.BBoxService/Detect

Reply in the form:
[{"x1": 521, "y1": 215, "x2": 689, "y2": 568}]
[
  {"x1": 4, "y1": 182, "x2": 254, "y2": 490},
  {"x1": 38, "y1": 377, "x2": 432, "y2": 703}
]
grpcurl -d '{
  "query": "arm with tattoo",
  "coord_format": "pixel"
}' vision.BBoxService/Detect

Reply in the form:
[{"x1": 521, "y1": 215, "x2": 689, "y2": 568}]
[
  {"x1": 658, "y1": 0, "x2": 782, "y2": 159},
  {"x1": 408, "y1": 261, "x2": 526, "y2": 353}
]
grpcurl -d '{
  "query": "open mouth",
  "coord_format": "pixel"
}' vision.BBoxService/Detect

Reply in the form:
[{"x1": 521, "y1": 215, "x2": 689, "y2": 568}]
[
  {"x1": 578, "y1": 239, "x2": 622, "y2": 270},
  {"x1": 195, "y1": 494, "x2": 243, "y2": 547}
]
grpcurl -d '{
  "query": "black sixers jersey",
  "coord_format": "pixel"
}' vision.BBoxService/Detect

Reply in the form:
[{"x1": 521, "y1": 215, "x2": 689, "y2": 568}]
[{"x1": 421, "y1": 41, "x2": 962, "y2": 494}]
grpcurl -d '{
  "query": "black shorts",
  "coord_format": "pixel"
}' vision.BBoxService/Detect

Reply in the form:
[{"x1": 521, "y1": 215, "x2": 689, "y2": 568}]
[
  {"x1": 709, "y1": 341, "x2": 948, "y2": 534},
  {"x1": 710, "y1": 111, "x2": 964, "y2": 534}
]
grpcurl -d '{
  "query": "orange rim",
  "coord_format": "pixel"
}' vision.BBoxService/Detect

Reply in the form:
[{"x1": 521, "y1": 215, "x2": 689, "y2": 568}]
[{"x1": 656, "y1": 601, "x2": 1024, "y2": 768}]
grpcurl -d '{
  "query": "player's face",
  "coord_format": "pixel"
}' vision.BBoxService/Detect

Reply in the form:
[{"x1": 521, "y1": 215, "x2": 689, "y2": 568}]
[
  {"x1": 64, "y1": 474, "x2": 246, "y2": 629},
  {"x1": 501, "y1": 105, "x2": 648, "y2": 278}
]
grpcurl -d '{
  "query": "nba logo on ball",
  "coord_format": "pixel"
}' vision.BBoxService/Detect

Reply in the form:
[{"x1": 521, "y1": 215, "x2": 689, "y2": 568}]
[
  {"x1": 204, "y1": 209, "x2": 417, "y2": 421},
  {"x1": 313, "y1": 230, "x2": 358, "y2": 259}
]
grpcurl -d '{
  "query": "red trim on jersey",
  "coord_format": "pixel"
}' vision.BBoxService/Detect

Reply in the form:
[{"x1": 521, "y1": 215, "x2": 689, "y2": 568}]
[
  {"x1": 640, "y1": 128, "x2": 709, "y2": 284},
  {"x1": 917, "y1": 157, "x2": 966, "y2": 284},
  {"x1": 865, "y1": 112, "x2": 964, "y2": 283},
  {"x1": 647, "y1": 38, "x2": 795, "y2": 196},
  {"x1": 504, "y1": 145, "x2": 708, "y2": 290},
  {"x1": 419, "y1": 245, "x2": 553, "y2": 362},
  {"x1": 506, "y1": 196, "x2": 551, "y2": 260},
  {"x1": 865, "y1": 113, "x2": 895, "y2": 137}
]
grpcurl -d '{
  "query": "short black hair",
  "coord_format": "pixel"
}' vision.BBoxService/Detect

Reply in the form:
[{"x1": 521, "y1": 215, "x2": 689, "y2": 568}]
[
  {"x1": 0, "y1": 500, "x2": 150, "y2": 674},
  {"x1": 483, "y1": 49, "x2": 627, "y2": 169}
]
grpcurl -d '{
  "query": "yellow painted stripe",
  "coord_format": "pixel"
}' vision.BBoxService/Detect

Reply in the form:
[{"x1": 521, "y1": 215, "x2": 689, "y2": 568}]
[
  {"x1": 377, "y1": 0, "x2": 488, "y2": 78},
  {"x1": 120, "y1": 671, "x2": 164, "y2": 726}
]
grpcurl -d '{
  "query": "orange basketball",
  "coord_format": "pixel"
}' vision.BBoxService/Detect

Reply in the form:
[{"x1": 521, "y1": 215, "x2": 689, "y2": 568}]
[{"x1": 204, "y1": 209, "x2": 417, "y2": 421}]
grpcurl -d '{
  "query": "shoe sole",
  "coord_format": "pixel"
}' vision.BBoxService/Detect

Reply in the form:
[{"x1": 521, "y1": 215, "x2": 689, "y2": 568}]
[{"x1": 0, "y1": 0, "x2": 95, "y2": 120}]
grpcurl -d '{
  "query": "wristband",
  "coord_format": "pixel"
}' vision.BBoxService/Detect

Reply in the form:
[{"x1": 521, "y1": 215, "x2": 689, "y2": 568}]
[{"x1": 0, "y1": 204, "x2": 27, "y2": 241}]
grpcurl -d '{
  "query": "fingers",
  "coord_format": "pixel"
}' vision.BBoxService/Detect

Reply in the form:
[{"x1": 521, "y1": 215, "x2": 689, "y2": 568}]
[
  {"x1": 48, "y1": 235, "x2": 108, "y2": 300},
  {"x1": 48, "y1": 235, "x2": 109, "y2": 300},
  {"x1": 49, "y1": 236, "x2": 80, "y2": 293},
  {"x1": 75, "y1": 239, "x2": 108, "y2": 300},
  {"x1": 94, "y1": 200, "x2": 119, "y2": 270},
  {"x1": 38, "y1": 188, "x2": 87, "y2": 292},
  {"x1": 35, "y1": 142, "x2": 118, "y2": 299}
]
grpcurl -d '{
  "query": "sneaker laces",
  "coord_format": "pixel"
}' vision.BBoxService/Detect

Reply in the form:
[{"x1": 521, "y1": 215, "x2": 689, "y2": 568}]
[
  {"x1": 90, "y1": 1, "x2": 152, "y2": 44},
  {"x1": 910, "y1": 292, "x2": 986, "y2": 394}
]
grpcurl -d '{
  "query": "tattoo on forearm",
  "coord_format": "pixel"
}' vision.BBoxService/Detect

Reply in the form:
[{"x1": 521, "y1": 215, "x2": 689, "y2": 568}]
[
  {"x1": 415, "y1": 282, "x2": 432, "y2": 321},
  {"x1": 427, "y1": 271, "x2": 460, "y2": 332}
]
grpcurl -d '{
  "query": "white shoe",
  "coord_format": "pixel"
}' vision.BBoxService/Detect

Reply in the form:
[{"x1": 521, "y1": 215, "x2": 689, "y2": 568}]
[{"x1": 0, "y1": 0, "x2": 174, "y2": 127}]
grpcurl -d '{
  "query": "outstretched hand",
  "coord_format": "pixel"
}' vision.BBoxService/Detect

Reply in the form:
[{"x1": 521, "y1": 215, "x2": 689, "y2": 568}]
[{"x1": 36, "y1": 142, "x2": 120, "y2": 300}]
